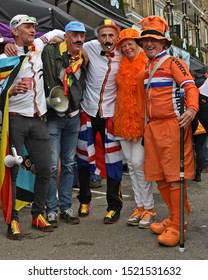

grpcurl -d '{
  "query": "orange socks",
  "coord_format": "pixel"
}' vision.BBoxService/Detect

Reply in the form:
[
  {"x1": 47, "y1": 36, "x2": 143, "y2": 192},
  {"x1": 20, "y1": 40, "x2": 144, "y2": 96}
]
[
  {"x1": 170, "y1": 182, "x2": 190, "y2": 230},
  {"x1": 158, "y1": 183, "x2": 173, "y2": 220},
  {"x1": 158, "y1": 182, "x2": 190, "y2": 230}
]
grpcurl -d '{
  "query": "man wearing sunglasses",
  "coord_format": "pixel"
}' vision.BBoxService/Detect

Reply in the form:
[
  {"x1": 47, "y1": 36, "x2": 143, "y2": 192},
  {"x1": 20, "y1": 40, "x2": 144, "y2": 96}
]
[{"x1": 0, "y1": 14, "x2": 64, "y2": 240}]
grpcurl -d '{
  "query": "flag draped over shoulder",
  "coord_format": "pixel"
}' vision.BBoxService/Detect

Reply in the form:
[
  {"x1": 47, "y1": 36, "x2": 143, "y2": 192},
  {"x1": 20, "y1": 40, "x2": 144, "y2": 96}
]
[
  {"x1": 77, "y1": 111, "x2": 123, "y2": 181},
  {"x1": 0, "y1": 55, "x2": 25, "y2": 224}
]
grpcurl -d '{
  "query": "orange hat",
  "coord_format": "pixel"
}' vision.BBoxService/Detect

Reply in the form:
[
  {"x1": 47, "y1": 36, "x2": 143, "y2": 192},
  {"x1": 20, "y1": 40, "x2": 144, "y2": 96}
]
[
  {"x1": 116, "y1": 28, "x2": 140, "y2": 49},
  {"x1": 94, "y1": 19, "x2": 120, "y2": 36},
  {"x1": 135, "y1": 16, "x2": 172, "y2": 48}
]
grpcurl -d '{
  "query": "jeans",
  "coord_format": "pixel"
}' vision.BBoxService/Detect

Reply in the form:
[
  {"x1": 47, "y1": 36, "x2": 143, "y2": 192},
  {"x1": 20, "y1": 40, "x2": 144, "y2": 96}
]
[
  {"x1": 46, "y1": 113, "x2": 80, "y2": 213},
  {"x1": 9, "y1": 114, "x2": 51, "y2": 220}
]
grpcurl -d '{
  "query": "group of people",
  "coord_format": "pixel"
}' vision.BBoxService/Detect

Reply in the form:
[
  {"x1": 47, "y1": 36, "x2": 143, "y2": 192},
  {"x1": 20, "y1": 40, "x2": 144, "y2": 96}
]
[{"x1": 0, "y1": 13, "x2": 200, "y2": 248}]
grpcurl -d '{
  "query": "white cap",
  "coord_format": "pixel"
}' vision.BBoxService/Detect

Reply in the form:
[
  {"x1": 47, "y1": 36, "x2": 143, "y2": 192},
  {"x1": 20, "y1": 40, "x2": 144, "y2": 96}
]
[{"x1": 10, "y1": 14, "x2": 38, "y2": 29}]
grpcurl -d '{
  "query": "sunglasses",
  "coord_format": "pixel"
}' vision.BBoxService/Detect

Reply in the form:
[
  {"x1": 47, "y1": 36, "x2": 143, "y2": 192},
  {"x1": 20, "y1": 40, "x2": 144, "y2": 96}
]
[{"x1": 11, "y1": 16, "x2": 37, "y2": 28}]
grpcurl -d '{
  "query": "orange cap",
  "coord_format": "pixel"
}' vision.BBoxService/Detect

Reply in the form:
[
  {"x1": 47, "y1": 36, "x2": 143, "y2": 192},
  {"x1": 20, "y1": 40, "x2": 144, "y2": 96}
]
[
  {"x1": 135, "y1": 16, "x2": 172, "y2": 48},
  {"x1": 116, "y1": 28, "x2": 140, "y2": 49}
]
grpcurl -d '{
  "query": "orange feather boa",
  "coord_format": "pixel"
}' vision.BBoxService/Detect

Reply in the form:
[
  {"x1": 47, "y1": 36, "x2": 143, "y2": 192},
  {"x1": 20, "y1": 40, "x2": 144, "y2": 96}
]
[{"x1": 115, "y1": 51, "x2": 147, "y2": 141}]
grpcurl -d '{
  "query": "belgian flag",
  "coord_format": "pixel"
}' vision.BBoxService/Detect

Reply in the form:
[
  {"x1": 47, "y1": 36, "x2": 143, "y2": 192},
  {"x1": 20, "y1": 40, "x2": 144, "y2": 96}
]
[{"x1": 0, "y1": 55, "x2": 26, "y2": 224}]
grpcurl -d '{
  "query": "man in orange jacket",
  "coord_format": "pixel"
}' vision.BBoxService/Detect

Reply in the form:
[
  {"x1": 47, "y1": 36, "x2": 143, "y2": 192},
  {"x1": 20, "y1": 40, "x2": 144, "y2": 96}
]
[{"x1": 136, "y1": 16, "x2": 199, "y2": 247}]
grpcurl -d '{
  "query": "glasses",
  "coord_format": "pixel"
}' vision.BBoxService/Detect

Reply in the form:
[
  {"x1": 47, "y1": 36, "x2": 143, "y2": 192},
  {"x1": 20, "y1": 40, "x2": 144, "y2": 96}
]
[{"x1": 11, "y1": 16, "x2": 37, "y2": 28}]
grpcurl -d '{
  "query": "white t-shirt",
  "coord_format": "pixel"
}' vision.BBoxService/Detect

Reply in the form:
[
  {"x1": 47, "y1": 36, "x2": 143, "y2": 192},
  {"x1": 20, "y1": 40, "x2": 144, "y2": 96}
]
[
  {"x1": 0, "y1": 29, "x2": 64, "y2": 117},
  {"x1": 81, "y1": 40, "x2": 122, "y2": 118}
]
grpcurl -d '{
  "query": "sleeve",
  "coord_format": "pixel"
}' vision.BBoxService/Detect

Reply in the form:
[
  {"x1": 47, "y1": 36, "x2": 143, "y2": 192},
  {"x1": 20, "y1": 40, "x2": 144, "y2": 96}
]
[
  {"x1": 41, "y1": 44, "x2": 58, "y2": 97},
  {"x1": 34, "y1": 29, "x2": 65, "y2": 51},
  {"x1": 83, "y1": 41, "x2": 91, "y2": 53},
  {"x1": 83, "y1": 40, "x2": 97, "y2": 56},
  {"x1": 170, "y1": 57, "x2": 199, "y2": 112}
]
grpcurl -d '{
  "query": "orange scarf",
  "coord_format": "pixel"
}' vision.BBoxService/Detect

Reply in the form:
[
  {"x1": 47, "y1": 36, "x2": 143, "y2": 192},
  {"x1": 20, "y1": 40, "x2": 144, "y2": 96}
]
[{"x1": 116, "y1": 51, "x2": 147, "y2": 141}]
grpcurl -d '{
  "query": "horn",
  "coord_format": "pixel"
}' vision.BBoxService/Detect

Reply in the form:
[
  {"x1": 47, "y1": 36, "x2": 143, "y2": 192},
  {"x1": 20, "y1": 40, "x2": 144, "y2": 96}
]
[
  {"x1": 4, "y1": 146, "x2": 23, "y2": 168},
  {"x1": 46, "y1": 86, "x2": 69, "y2": 113}
]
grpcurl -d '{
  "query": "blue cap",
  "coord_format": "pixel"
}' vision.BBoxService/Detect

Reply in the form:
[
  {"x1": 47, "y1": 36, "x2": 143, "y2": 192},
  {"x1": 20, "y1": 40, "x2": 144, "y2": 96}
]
[{"x1": 65, "y1": 21, "x2": 86, "y2": 33}]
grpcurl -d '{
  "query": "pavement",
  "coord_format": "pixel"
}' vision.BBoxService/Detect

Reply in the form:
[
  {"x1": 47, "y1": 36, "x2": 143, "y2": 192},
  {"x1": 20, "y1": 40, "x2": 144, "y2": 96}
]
[{"x1": 0, "y1": 172, "x2": 208, "y2": 261}]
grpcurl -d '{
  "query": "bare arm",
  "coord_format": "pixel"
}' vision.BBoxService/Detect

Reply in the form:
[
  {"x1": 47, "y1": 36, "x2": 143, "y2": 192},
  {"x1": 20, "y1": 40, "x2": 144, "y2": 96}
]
[{"x1": 4, "y1": 43, "x2": 17, "y2": 56}]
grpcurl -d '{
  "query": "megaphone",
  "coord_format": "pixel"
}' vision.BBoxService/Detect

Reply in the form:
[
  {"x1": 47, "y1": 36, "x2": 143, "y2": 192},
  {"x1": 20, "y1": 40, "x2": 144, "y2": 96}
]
[
  {"x1": 46, "y1": 86, "x2": 69, "y2": 113},
  {"x1": 4, "y1": 146, "x2": 23, "y2": 168}
]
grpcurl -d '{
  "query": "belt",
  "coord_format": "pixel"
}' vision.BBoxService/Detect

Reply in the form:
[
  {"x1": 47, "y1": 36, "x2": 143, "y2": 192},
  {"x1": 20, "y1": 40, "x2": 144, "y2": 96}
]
[
  {"x1": 9, "y1": 112, "x2": 39, "y2": 117},
  {"x1": 56, "y1": 112, "x2": 74, "y2": 118}
]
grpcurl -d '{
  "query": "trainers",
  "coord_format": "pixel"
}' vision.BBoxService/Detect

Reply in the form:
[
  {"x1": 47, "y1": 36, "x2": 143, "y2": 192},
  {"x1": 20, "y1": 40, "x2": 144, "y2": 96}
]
[
  {"x1": 7, "y1": 220, "x2": 23, "y2": 240},
  {"x1": 60, "y1": 208, "x2": 80, "y2": 224},
  {"x1": 138, "y1": 210, "x2": 156, "y2": 229},
  {"x1": 32, "y1": 214, "x2": 54, "y2": 232},
  {"x1": 103, "y1": 210, "x2": 120, "y2": 224},
  {"x1": 47, "y1": 211, "x2": 60, "y2": 228},
  {"x1": 126, "y1": 208, "x2": 144, "y2": 226},
  {"x1": 78, "y1": 203, "x2": 90, "y2": 217}
]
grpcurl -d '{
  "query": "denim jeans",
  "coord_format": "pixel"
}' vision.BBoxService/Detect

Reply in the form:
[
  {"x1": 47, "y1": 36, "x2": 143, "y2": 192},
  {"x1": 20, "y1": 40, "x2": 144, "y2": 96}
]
[
  {"x1": 9, "y1": 114, "x2": 51, "y2": 219},
  {"x1": 46, "y1": 113, "x2": 80, "y2": 213}
]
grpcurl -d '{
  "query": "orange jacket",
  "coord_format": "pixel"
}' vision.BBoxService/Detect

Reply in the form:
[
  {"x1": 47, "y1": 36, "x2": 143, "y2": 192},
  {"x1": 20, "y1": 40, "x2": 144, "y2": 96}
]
[{"x1": 144, "y1": 53, "x2": 199, "y2": 120}]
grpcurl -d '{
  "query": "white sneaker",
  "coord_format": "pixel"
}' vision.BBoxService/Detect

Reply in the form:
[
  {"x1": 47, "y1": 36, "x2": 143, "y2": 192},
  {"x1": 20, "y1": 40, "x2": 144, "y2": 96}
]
[
  {"x1": 47, "y1": 211, "x2": 59, "y2": 228},
  {"x1": 60, "y1": 208, "x2": 80, "y2": 224},
  {"x1": 139, "y1": 210, "x2": 156, "y2": 229},
  {"x1": 126, "y1": 208, "x2": 144, "y2": 226}
]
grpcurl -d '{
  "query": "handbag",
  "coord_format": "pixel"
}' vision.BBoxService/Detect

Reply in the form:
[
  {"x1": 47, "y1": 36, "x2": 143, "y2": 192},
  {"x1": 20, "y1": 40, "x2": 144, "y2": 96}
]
[{"x1": 199, "y1": 94, "x2": 208, "y2": 105}]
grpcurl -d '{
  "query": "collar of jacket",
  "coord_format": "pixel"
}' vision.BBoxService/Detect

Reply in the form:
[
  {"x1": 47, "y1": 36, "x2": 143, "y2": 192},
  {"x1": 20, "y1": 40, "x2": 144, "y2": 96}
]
[{"x1": 59, "y1": 41, "x2": 83, "y2": 58}]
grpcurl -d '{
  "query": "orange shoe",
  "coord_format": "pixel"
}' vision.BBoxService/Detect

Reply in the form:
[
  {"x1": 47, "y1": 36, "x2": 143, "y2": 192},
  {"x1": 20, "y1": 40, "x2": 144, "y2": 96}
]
[
  {"x1": 157, "y1": 226, "x2": 186, "y2": 247},
  {"x1": 149, "y1": 218, "x2": 171, "y2": 235}
]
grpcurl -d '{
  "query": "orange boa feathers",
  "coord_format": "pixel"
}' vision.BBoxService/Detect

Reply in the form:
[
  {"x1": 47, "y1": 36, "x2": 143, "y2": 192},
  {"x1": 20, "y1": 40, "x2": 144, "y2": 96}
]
[{"x1": 115, "y1": 51, "x2": 147, "y2": 141}]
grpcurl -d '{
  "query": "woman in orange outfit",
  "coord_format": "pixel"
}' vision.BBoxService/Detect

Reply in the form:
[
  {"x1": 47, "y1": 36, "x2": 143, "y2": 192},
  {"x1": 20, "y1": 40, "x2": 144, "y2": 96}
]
[
  {"x1": 136, "y1": 16, "x2": 199, "y2": 247},
  {"x1": 114, "y1": 28, "x2": 155, "y2": 228}
]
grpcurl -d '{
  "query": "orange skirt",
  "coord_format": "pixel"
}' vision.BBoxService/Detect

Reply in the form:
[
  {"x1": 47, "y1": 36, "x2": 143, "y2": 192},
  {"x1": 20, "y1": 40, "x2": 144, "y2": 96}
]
[{"x1": 144, "y1": 118, "x2": 194, "y2": 182}]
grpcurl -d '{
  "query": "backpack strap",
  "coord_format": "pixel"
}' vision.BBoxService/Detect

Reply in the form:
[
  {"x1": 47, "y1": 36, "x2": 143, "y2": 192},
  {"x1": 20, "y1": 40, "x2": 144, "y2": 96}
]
[
  {"x1": 146, "y1": 54, "x2": 170, "y2": 94},
  {"x1": 144, "y1": 54, "x2": 170, "y2": 125}
]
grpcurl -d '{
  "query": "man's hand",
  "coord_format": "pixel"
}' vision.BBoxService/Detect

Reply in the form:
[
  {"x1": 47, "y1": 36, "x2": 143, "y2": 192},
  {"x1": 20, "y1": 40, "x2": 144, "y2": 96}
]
[
  {"x1": 9, "y1": 81, "x2": 29, "y2": 97},
  {"x1": 177, "y1": 108, "x2": 197, "y2": 128},
  {"x1": 4, "y1": 43, "x2": 17, "y2": 56},
  {"x1": 82, "y1": 48, "x2": 88, "y2": 66},
  {"x1": 48, "y1": 36, "x2": 63, "y2": 44}
]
